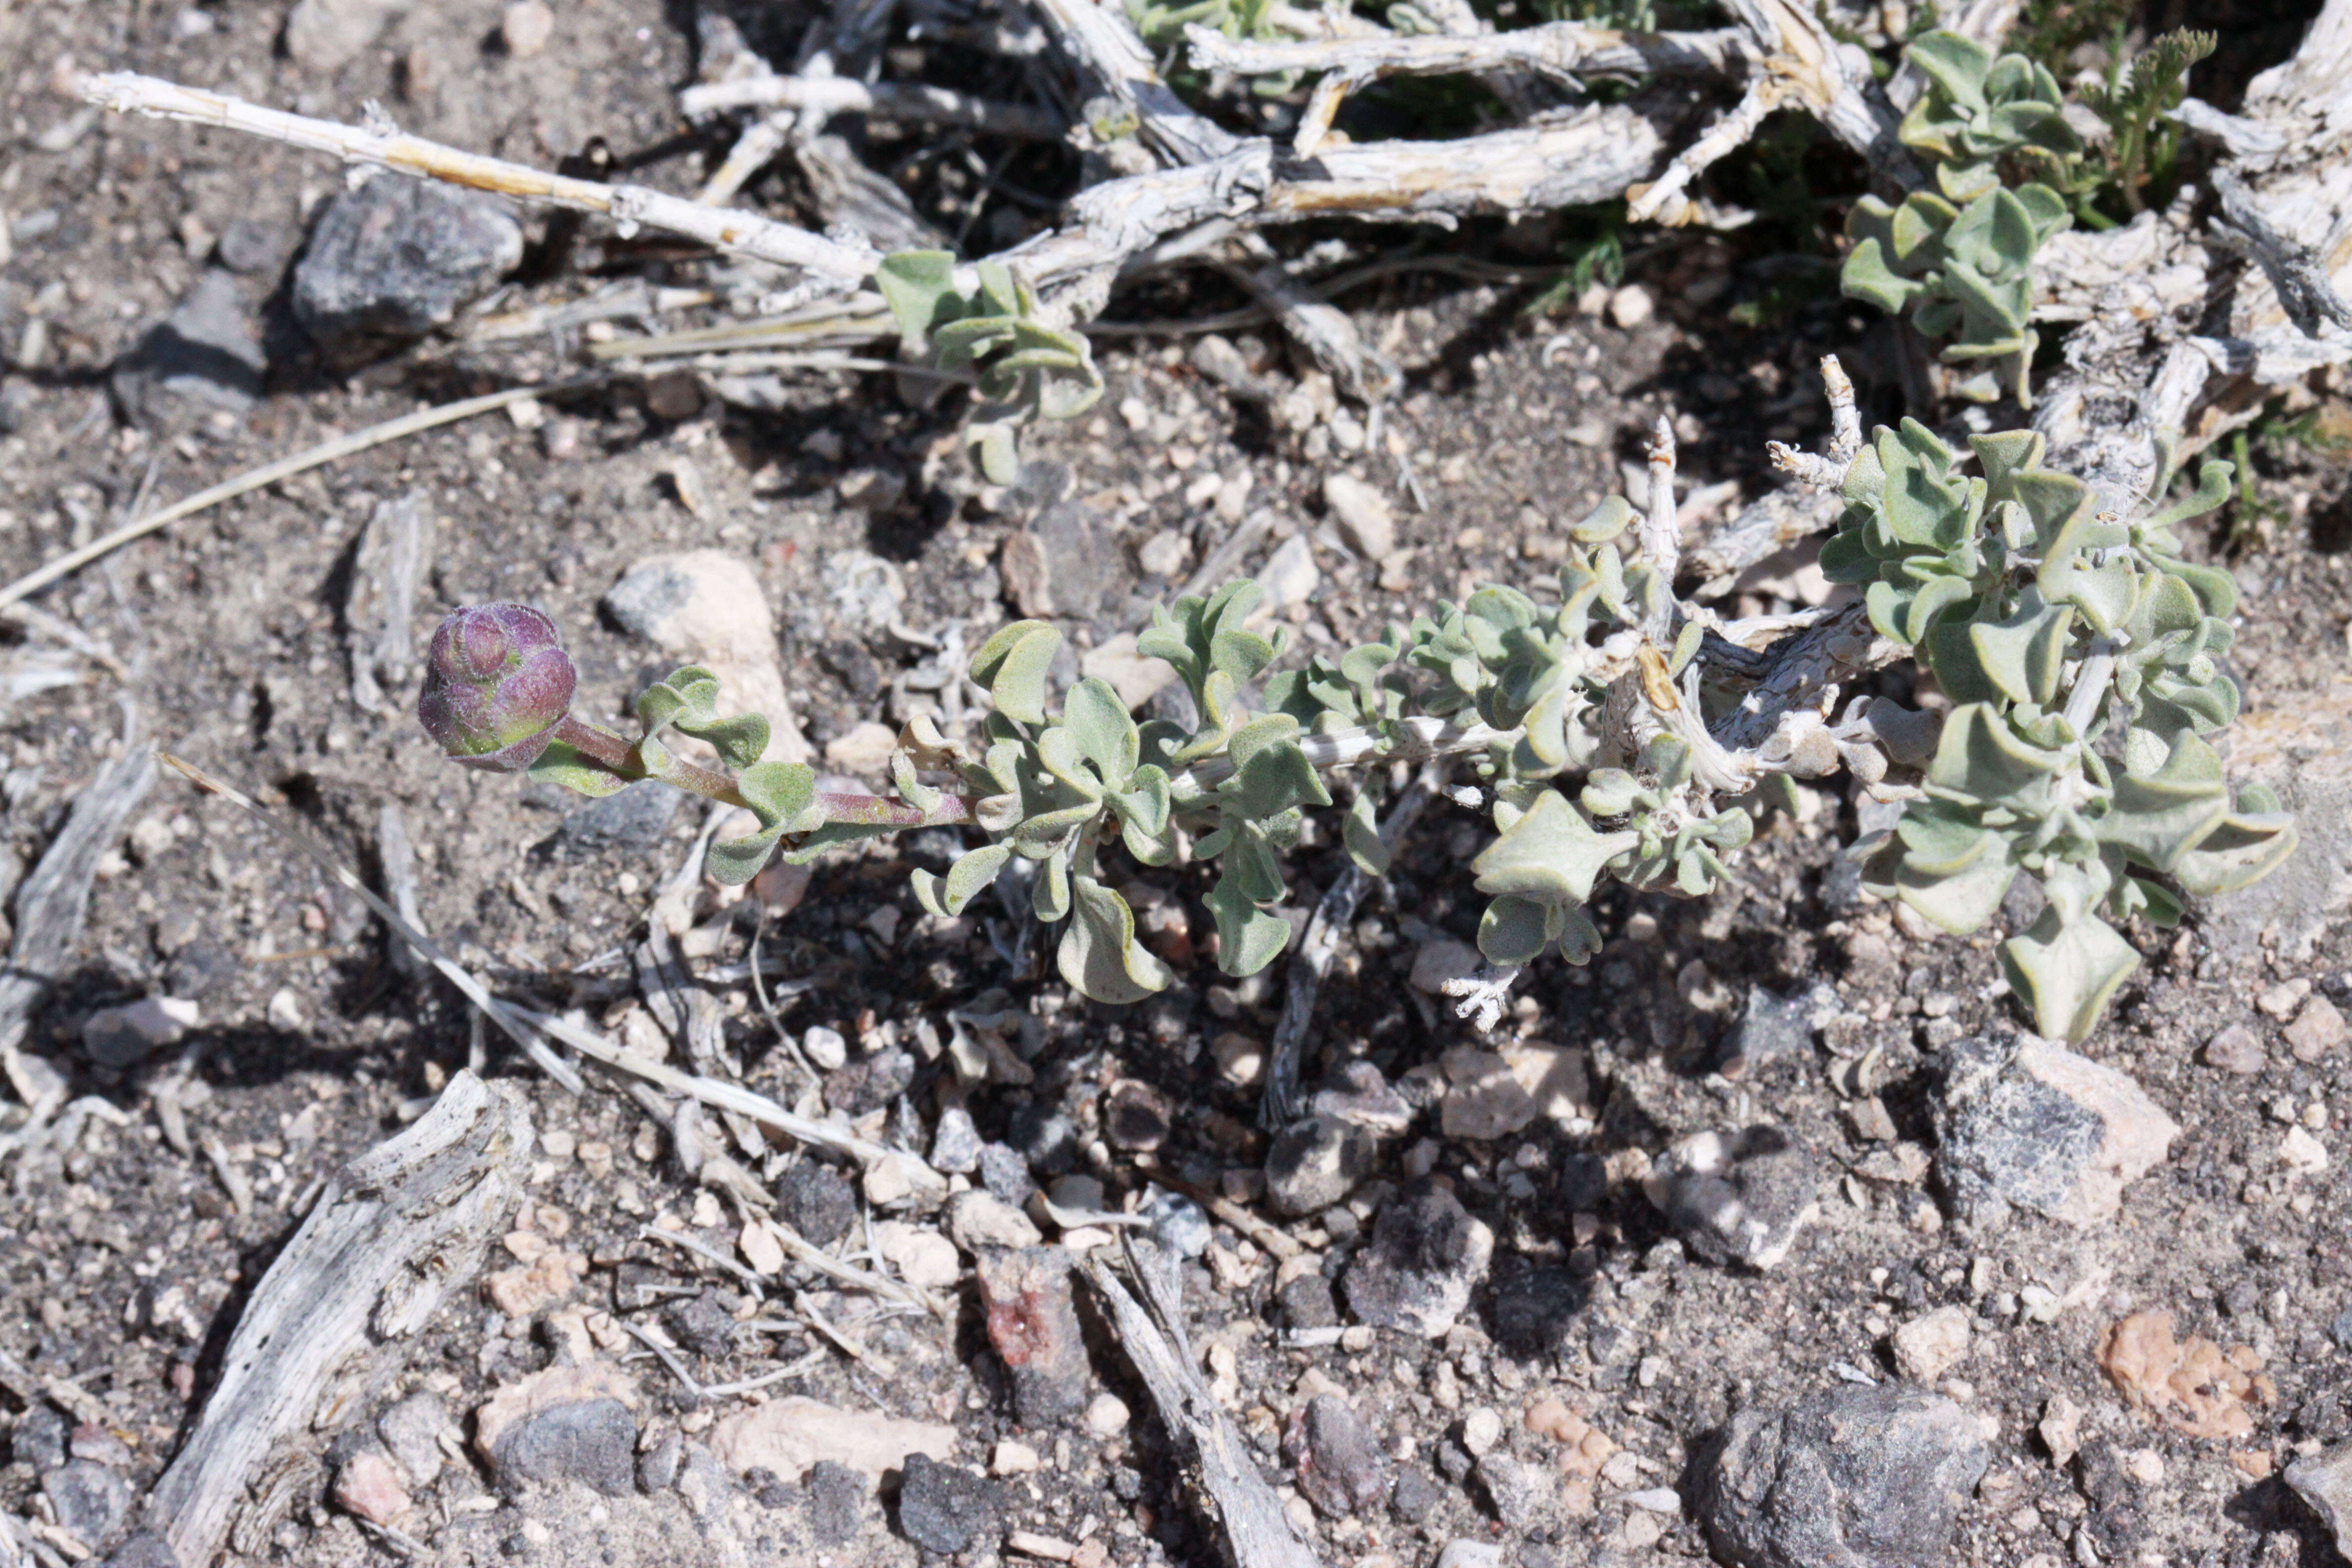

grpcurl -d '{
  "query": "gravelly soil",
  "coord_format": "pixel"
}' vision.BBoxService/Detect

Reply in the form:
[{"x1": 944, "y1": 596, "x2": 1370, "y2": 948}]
[{"x1": 1, "y1": 4, "x2": 2351, "y2": 1568}]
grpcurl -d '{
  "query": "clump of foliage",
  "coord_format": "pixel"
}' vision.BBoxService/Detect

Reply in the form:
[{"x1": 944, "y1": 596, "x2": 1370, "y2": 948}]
[
  {"x1": 417, "y1": 9, "x2": 2298, "y2": 1053},
  {"x1": 875, "y1": 252, "x2": 1106, "y2": 484},
  {"x1": 1841, "y1": 31, "x2": 2080, "y2": 404},
  {"x1": 2072, "y1": 27, "x2": 2215, "y2": 218},
  {"x1": 426, "y1": 393, "x2": 2295, "y2": 1043},
  {"x1": 1827, "y1": 422, "x2": 2294, "y2": 1040}
]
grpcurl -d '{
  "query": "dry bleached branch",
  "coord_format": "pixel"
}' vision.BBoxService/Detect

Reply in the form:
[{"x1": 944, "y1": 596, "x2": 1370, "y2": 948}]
[
  {"x1": 144, "y1": 1071, "x2": 533, "y2": 1568},
  {"x1": 678, "y1": 74, "x2": 1068, "y2": 141}
]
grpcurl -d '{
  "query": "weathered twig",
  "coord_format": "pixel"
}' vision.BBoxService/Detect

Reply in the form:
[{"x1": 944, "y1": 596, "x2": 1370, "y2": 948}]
[
  {"x1": 0, "y1": 730, "x2": 154, "y2": 1095},
  {"x1": 1084, "y1": 1241, "x2": 1325, "y2": 1568},
  {"x1": 0, "y1": 378, "x2": 595, "y2": 611},
  {"x1": 2212, "y1": 166, "x2": 2352, "y2": 340},
  {"x1": 346, "y1": 491, "x2": 432, "y2": 716},
  {"x1": 1261, "y1": 768, "x2": 1437, "y2": 1127},
  {"x1": 1029, "y1": 0, "x2": 1241, "y2": 167},
  {"x1": 1186, "y1": 21, "x2": 1755, "y2": 157},
  {"x1": 158, "y1": 754, "x2": 590, "y2": 1095},
  {"x1": 147, "y1": 1072, "x2": 532, "y2": 1568},
  {"x1": 73, "y1": 73, "x2": 877, "y2": 281},
  {"x1": 1220, "y1": 239, "x2": 1399, "y2": 404},
  {"x1": 681, "y1": 74, "x2": 1066, "y2": 139}
]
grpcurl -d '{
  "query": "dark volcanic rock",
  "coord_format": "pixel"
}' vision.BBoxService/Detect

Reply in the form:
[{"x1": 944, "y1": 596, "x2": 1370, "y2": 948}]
[
  {"x1": 895, "y1": 1453, "x2": 996, "y2": 1554},
  {"x1": 1644, "y1": 1124, "x2": 1819, "y2": 1270},
  {"x1": 1928, "y1": 1033, "x2": 2177, "y2": 1229},
  {"x1": 1695, "y1": 1384, "x2": 1989, "y2": 1568},
  {"x1": 775, "y1": 1160, "x2": 858, "y2": 1247},
  {"x1": 487, "y1": 1398, "x2": 638, "y2": 1497},
  {"x1": 807, "y1": 1460, "x2": 868, "y2": 1545},
  {"x1": 556, "y1": 778, "x2": 683, "y2": 853},
  {"x1": 45, "y1": 1460, "x2": 131, "y2": 1547},
  {"x1": 110, "y1": 268, "x2": 264, "y2": 425},
  {"x1": 293, "y1": 174, "x2": 523, "y2": 364}
]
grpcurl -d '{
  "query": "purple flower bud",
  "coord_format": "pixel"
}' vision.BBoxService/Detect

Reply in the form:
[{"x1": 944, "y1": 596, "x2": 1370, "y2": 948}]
[{"x1": 417, "y1": 603, "x2": 577, "y2": 772}]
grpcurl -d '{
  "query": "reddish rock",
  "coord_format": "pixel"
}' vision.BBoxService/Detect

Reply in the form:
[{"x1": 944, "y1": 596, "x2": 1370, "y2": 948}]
[{"x1": 974, "y1": 1246, "x2": 1089, "y2": 1426}]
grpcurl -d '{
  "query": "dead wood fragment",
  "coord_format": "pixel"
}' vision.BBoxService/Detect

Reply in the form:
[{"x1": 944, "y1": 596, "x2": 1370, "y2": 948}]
[
  {"x1": 345, "y1": 490, "x2": 432, "y2": 717},
  {"x1": 148, "y1": 1071, "x2": 532, "y2": 1568},
  {"x1": 1085, "y1": 1241, "x2": 1325, "y2": 1568}
]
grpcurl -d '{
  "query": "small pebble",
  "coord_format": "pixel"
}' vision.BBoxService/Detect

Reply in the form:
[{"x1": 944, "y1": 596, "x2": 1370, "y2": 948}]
[{"x1": 1083, "y1": 1393, "x2": 1130, "y2": 1437}]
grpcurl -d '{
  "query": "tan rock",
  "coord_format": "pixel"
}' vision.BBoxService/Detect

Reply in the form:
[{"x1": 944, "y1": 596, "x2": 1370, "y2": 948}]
[
  {"x1": 499, "y1": 0, "x2": 553, "y2": 56},
  {"x1": 1890, "y1": 1305, "x2": 1971, "y2": 1383},
  {"x1": 1500, "y1": 1042, "x2": 1588, "y2": 1123},
  {"x1": 823, "y1": 720, "x2": 898, "y2": 777},
  {"x1": 602, "y1": 550, "x2": 810, "y2": 763},
  {"x1": 710, "y1": 1396, "x2": 956, "y2": 1482},
  {"x1": 1439, "y1": 1047, "x2": 1536, "y2": 1141},
  {"x1": 1080, "y1": 633, "x2": 1179, "y2": 710},
  {"x1": 2099, "y1": 1312, "x2": 2273, "y2": 1440},
  {"x1": 2286, "y1": 995, "x2": 2348, "y2": 1063},
  {"x1": 483, "y1": 1248, "x2": 587, "y2": 1317}
]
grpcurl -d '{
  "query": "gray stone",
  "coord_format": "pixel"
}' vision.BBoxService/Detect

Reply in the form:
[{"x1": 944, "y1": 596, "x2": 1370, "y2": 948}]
[
  {"x1": 674, "y1": 1443, "x2": 732, "y2": 1528},
  {"x1": 977, "y1": 1141, "x2": 1036, "y2": 1206},
  {"x1": 896, "y1": 1454, "x2": 996, "y2": 1554},
  {"x1": 2198, "y1": 698, "x2": 2350, "y2": 964},
  {"x1": 1323, "y1": 472, "x2": 1396, "y2": 560},
  {"x1": 664, "y1": 1292, "x2": 738, "y2": 1359},
  {"x1": 556, "y1": 778, "x2": 683, "y2": 854},
  {"x1": 775, "y1": 1161, "x2": 857, "y2": 1248},
  {"x1": 1343, "y1": 1183, "x2": 1493, "y2": 1339},
  {"x1": 1391, "y1": 1465, "x2": 1443, "y2": 1523},
  {"x1": 44, "y1": 1460, "x2": 131, "y2": 1547},
  {"x1": 293, "y1": 175, "x2": 523, "y2": 365},
  {"x1": 636, "y1": 1430, "x2": 684, "y2": 1494},
  {"x1": 1475, "y1": 1452, "x2": 1550, "y2": 1531},
  {"x1": 929, "y1": 1105, "x2": 983, "y2": 1174},
  {"x1": 81, "y1": 996, "x2": 197, "y2": 1071},
  {"x1": 111, "y1": 270, "x2": 264, "y2": 425},
  {"x1": 1278, "y1": 1273, "x2": 1339, "y2": 1329},
  {"x1": 488, "y1": 1398, "x2": 637, "y2": 1496},
  {"x1": 1930, "y1": 1033, "x2": 2177, "y2": 1229},
  {"x1": 1265, "y1": 1114, "x2": 1373, "y2": 1217},
  {"x1": 2286, "y1": 1442, "x2": 2352, "y2": 1561},
  {"x1": 216, "y1": 217, "x2": 295, "y2": 278},
  {"x1": 1435, "y1": 1541, "x2": 1503, "y2": 1568},
  {"x1": 1718, "y1": 986, "x2": 1819, "y2": 1079},
  {"x1": 1005, "y1": 1103, "x2": 1077, "y2": 1177},
  {"x1": 95, "y1": 1534, "x2": 179, "y2": 1568},
  {"x1": 12, "y1": 1402, "x2": 69, "y2": 1472},
  {"x1": 997, "y1": 463, "x2": 1116, "y2": 621},
  {"x1": 1644, "y1": 1125, "x2": 1820, "y2": 1271},
  {"x1": 806, "y1": 1460, "x2": 867, "y2": 1545},
  {"x1": 1695, "y1": 1385, "x2": 1988, "y2": 1568},
  {"x1": 1140, "y1": 1186, "x2": 1212, "y2": 1259},
  {"x1": 284, "y1": 0, "x2": 405, "y2": 70},
  {"x1": 974, "y1": 1246, "x2": 1088, "y2": 1426},
  {"x1": 1312, "y1": 1060, "x2": 1413, "y2": 1135},
  {"x1": 1284, "y1": 1394, "x2": 1391, "y2": 1519},
  {"x1": 377, "y1": 1392, "x2": 450, "y2": 1487}
]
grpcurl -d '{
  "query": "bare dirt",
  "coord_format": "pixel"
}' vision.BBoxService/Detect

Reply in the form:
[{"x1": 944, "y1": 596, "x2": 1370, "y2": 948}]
[{"x1": 1, "y1": 3, "x2": 2351, "y2": 1568}]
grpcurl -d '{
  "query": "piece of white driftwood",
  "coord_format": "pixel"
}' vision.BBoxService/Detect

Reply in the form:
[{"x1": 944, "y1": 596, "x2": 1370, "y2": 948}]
[
  {"x1": 147, "y1": 1072, "x2": 532, "y2": 1568},
  {"x1": 679, "y1": 74, "x2": 1066, "y2": 140},
  {"x1": 73, "y1": 72, "x2": 878, "y2": 283},
  {"x1": 1085, "y1": 1242, "x2": 1326, "y2": 1568}
]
